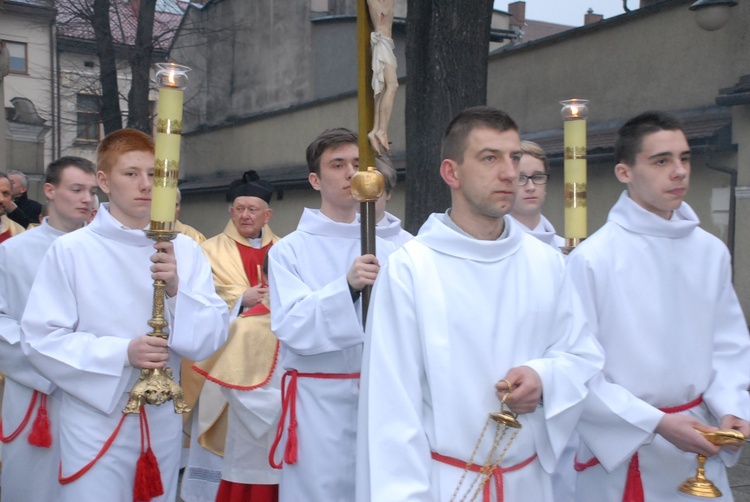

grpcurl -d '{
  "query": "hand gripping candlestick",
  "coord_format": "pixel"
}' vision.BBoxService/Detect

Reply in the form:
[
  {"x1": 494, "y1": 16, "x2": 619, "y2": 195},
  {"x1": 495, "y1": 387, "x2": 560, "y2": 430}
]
[
  {"x1": 560, "y1": 99, "x2": 589, "y2": 253},
  {"x1": 124, "y1": 63, "x2": 191, "y2": 415}
]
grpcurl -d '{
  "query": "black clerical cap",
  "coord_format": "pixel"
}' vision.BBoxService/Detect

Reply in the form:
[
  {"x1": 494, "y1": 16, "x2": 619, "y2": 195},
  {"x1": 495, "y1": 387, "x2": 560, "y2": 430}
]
[{"x1": 226, "y1": 170, "x2": 274, "y2": 203}]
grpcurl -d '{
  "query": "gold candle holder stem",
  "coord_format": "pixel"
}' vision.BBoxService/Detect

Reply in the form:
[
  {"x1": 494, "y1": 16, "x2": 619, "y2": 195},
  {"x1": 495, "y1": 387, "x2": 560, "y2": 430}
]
[
  {"x1": 123, "y1": 230, "x2": 190, "y2": 415},
  {"x1": 678, "y1": 454, "x2": 722, "y2": 498},
  {"x1": 678, "y1": 429, "x2": 745, "y2": 498}
]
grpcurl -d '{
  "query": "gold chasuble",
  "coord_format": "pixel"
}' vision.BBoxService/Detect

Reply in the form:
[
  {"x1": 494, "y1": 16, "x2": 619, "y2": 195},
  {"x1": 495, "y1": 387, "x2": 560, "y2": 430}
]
[
  {"x1": 0, "y1": 215, "x2": 24, "y2": 243},
  {"x1": 192, "y1": 300, "x2": 279, "y2": 456},
  {"x1": 180, "y1": 221, "x2": 279, "y2": 436},
  {"x1": 175, "y1": 219, "x2": 206, "y2": 244}
]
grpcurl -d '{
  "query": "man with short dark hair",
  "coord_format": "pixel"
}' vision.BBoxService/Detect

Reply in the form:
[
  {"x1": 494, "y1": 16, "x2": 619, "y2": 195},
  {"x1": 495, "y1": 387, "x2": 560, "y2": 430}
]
[
  {"x1": 568, "y1": 111, "x2": 750, "y2": 501},
  {"x1": 356, "y1": 106, "x2": 603, "y2": 501},
  {"x1": 268, "y1": 128, "x2": 395, "y2": 501},
  {"x1": 7, "y1": 170, "x2": 43, "y2": 227},
  {"x1": 0, "y1": 156, "x2": 97, "y2": 501}
]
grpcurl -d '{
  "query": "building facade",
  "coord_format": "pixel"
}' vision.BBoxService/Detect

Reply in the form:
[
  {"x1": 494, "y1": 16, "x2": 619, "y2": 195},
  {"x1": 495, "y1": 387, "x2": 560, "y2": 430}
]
[{"x1": 171, "y1": 0, "x2": 750, "y2": 314}]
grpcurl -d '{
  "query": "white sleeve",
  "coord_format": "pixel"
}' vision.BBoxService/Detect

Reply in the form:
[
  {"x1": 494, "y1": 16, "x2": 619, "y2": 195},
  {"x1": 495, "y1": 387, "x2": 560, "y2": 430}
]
[
  {"x1": 0, "y1": 244, "x2": 55, "y2": 393},
  {"x1": 521, "y1": 271, "x2": 604, "y2": 471},
  {"x1": 356, "y1": 256, "x2": 433, "y2": 502},
  {"x1": 167, "y1": 240, "x2": 229, "y2": 361},
  {"x1": 703, "y1": 249, "x2": 750, "y2": 422},
  {"x1": 21, "y1": 243, "x2": 133, "y2": 414},
  {"x1": 268, "y1": 244, "x2": 363, "y2": 356},
  {"x1": 566, "y1": 252, "x2": 664, "y2": 471}
]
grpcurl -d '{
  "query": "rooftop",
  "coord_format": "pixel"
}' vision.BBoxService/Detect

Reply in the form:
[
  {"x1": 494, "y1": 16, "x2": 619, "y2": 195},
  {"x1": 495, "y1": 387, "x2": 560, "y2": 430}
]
[{"x1": 55, "y1": 0, "x2": 187, "y2": 50}]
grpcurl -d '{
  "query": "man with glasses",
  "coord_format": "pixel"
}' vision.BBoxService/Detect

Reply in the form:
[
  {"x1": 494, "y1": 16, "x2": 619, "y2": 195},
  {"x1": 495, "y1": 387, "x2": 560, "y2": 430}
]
[
  {"x1": 509, "y1": 141, "x2": 564, "y2": 250},
  {"x1": 510, "y1": 141, "x2": 570, "y2": 499}
]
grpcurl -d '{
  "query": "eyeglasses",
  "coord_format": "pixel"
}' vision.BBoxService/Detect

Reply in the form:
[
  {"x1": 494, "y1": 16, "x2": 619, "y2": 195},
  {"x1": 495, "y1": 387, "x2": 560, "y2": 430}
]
[{"x1": 518, "y1": 174, "x2": 549, "y2": 186}]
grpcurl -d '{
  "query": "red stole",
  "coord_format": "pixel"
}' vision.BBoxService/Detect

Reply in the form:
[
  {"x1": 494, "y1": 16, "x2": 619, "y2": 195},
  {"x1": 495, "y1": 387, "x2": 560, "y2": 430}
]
[
  {"x1": 240, "y1": 302, "x2": 271, "y2": 318},
  {"x1": 235, "y1": 241, "x2": 273, "y2": 286},
  {"x1": 0, "y1": 229, "x2": 11, "y2": 243}
]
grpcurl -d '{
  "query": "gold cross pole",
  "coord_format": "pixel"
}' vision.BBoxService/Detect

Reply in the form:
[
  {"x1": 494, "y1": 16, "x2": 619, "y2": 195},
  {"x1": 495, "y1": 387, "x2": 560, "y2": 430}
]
[{"x1": 351, "y1": 0, "x2": 385, "y2": 328}]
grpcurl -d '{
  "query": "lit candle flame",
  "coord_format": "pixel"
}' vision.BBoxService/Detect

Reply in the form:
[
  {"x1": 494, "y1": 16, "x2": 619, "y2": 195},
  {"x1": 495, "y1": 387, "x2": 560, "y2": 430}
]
[
  {"x1": 571, "y1": 105, "x2": 579, "y2": 117},
  {"x1": 168, "y1": 70, "x2": 175, "y2": 86}
]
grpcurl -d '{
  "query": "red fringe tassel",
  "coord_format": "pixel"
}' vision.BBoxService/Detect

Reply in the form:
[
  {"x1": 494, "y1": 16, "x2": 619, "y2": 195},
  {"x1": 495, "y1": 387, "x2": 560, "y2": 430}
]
[
  {"x1": 622, "y1": 454, "x2": 645, "y2": 502},
  {"x1": 133, "y1": 407, "x2": 164, "y2": 502},
  {"x1": 28, "y1": 393, "x2": 52, "y2": 448},
  {"x1": 284, "y1": 418, "x2": 298, "y2": 465}
]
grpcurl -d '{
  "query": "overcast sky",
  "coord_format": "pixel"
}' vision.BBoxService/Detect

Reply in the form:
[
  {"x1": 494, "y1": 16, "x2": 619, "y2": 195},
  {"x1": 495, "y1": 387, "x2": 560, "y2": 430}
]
[{"x1": 494, "y1": 1, "x2": 629, "y2": 27}]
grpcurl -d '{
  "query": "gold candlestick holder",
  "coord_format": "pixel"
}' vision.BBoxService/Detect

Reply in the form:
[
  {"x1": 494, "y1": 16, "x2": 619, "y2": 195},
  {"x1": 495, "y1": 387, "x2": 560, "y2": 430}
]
[
  {"x1": 678, "y1": 429, "x2": 746, "y2": 498},
  {"x1": 123, "y1": 227, "x2": 190, "y2": 415}
]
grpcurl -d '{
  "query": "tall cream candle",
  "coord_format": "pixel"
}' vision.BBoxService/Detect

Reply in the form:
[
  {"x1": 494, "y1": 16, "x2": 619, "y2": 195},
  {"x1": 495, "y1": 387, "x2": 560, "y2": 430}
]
[
  {"x1": 151, "y1": 64, "x2": 189, "y2": 229},
  {"x1": 561, "y1": 99, "x2": 589, "y2": 248}
]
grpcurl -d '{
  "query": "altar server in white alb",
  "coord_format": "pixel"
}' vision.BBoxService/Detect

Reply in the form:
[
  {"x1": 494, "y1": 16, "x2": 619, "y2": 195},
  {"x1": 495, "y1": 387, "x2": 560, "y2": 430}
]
[
  {"x1": 0, "y1": 157, "x2": 97, "y2": 502},
  {"x1": 21, "y1": 129, "x2": 229, "y2": 502},
  {"x1": 509, "y1": 140, "x2": 574, "y2": 501},
  {"x1": 356, "y1": 107, "x2": 604, "y2": 501},
  {"x1": 268, "y1": 128, "x2": 395, "y2": 501},
  {"x1": 568, "y1": 111, "x2": 750, "y2": 501},
  {"x1": 509, "y1": 140, "x2": 564, "y2": 250}
]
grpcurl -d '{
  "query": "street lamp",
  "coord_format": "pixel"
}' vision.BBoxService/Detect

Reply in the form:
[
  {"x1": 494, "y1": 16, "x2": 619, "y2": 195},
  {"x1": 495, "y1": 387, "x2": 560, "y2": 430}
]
[{"x1": 689, "y1": 0, "x2": 737, "y2": 31}]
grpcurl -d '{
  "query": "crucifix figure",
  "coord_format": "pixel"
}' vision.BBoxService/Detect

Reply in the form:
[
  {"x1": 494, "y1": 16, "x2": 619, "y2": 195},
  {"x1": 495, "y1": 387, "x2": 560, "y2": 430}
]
[{"x1": 367, "y1": 0, "x2": 398, "y2": 157}]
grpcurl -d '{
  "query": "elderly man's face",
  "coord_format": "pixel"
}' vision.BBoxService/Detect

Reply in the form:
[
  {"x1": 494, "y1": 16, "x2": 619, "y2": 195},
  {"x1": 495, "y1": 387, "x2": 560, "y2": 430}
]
[
  {"x1": 230, "y1": 196, "x2": 272, "y2": 239},
  {"x1": 8, "y1": 173, "x2": 25, "y2": 198}
]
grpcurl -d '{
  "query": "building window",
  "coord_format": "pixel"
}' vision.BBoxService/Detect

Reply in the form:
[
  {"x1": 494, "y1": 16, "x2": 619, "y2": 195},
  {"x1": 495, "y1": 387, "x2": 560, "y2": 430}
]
[
  {"x1": 5, "y1": 41, "x2": 27, "y2": 74},
  {"x1": 76, "y1": 94, "x2": 101, "y2": 142}
]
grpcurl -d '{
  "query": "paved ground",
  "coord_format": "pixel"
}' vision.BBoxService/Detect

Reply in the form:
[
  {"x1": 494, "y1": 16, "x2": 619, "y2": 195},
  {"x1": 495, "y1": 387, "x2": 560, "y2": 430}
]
[
  {"x1": 730, "y1": 446, "x2": 750, "y2": 501},
  {"x1": 175, "y1": 450, "x2": 750, "y2": 501}
]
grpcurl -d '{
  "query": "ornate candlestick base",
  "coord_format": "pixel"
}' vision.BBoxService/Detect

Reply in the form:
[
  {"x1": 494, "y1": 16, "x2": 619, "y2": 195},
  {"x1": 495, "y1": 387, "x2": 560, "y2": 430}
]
[
  {"x1": 123, "y1": 228, "x2": 190, "y2": 415},
  {"x1": 123, "y1": 367, "x2": 190, "y2": 414}
]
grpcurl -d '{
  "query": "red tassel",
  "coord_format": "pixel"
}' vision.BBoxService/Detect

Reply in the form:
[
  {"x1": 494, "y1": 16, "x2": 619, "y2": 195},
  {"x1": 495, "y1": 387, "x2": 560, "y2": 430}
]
[
  {"x1": 133, "y1": 447, "x2": 164, "y2": 502},
  {"x1": 133, "y1": 408, "x2": 164, "y2": 502},
  {"x1": 284, "y1": 420, "x2": 298, "y2": 464},
  {"x1": 28, "y1": 394, "x2": 52, "y2": 448},
  {"x1": 622, "y1": 453, "x2": 645, "y2": 502}
]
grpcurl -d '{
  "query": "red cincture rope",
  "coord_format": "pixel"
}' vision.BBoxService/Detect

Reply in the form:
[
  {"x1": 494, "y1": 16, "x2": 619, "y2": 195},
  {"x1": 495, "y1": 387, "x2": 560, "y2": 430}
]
[
  {"x1": 58, "y1": 413, "x2": 128, "y2": 484},
  {"x1": 574, "y1": 395, "x2": 704, "y2": 502},
  {"x1": 269, "y1": 370, "x2": 360, "y2": 469},
  {"x1": 432, "y1": 451, "x2": 537, "y2": 502},
  {"x1": 0, "y1": 390, "x2": 39, "y2": 443}
]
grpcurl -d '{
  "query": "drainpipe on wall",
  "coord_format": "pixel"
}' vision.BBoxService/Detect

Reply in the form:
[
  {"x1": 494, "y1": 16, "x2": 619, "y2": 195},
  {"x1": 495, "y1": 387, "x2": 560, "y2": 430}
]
[
  {"x1": 706, "y1": 163, "x2": 737, "y2": 275},
  {"x1": 55, "y1": 33, "x2": 61, "y2": 159},
  {"x1": 49, "y1": 17, "x2": 56, "y2": 161}
]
